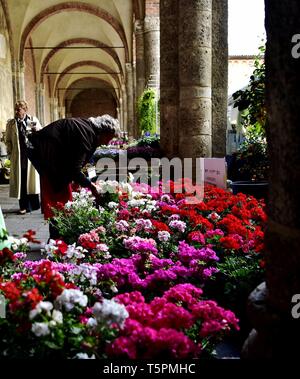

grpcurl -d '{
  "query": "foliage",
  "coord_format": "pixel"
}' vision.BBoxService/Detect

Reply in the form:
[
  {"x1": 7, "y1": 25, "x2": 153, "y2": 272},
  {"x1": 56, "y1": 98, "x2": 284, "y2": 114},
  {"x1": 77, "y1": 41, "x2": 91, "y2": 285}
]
[
  {"x1": 52, "y1": 189, "x2": 104, "y2": 244},
  {"x1": 236, "y1": 134, "x2": 269, "y2": 181},
  {"x1": 137, "y1": 88, "x2": 157, "y2": 135},
  {"x1": 232, "y1": 44, "x2": 266, "y2": 137},
  {"x1": 231, "y1": 44, "x2": 269, "y2": 181},
  {"x1": 135, "y1": 132, "x2": 160, "y2": 148},
  {"x1": 216, "y1": 255, "x2": 264, "y2": 305}
]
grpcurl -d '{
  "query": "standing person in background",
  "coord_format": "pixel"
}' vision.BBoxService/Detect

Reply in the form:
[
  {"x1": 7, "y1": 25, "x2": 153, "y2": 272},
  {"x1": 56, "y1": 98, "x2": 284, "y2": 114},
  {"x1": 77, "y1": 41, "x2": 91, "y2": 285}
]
[{"x1": 5, "y1": 100, "x2": 42, "y2": 214}]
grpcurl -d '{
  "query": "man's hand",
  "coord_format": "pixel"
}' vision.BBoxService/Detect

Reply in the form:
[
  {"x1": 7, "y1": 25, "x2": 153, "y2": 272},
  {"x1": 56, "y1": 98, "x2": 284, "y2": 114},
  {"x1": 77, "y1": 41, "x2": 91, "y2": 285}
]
[
  {"x1": 90, "y1": 182, "x2": 98, "y2": 196},
  {"x1": 90, "y1": 182, "x2": 100, "y2": 199},
  {"x1": 90, "y1": 182, "x2": 104, "y2": 207}
]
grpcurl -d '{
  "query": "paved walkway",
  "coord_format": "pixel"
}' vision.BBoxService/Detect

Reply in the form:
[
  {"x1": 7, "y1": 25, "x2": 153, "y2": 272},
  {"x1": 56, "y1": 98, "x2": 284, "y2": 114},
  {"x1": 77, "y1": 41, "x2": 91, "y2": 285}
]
[{"x1": 0, "y1": 184, "x2": 48, "y2": 257}]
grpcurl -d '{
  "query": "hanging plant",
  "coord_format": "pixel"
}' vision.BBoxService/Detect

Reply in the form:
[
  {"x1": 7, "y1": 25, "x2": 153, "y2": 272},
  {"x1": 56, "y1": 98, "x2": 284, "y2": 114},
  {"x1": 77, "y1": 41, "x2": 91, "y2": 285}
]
[{"x1": 137, "y1": 88, "x2": 157, "y2": 135}]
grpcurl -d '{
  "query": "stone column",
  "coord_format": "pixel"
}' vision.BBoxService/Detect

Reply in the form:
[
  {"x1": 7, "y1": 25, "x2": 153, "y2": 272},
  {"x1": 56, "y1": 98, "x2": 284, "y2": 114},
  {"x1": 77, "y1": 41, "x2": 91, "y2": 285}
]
[
  {"x1": 12, "y1": 60, "x2": 25, "y2": 101},
  {"x1": 58, "y1": 106, "x2": 65, "y2": 119},
  {"x1": 122, "y1": 85, "x2": 128, "y2": 134},
  {"x1": 178, "y1": 0, "x2": 212, "y2": 159},
  {"x1": 242, "y1": 0, "x2": 300, "y2": 359},
  {"x1": 160, "y1": 0, "x2": 179, "y2": 157},
  {"x1": 212, "y1": 0, "x2": 228, "y2": 157},
  {"x1": 135, "y1": 20, "x2": 146, "y2": 101},
  {"x1": 116, "y1": 106, "x2": 120, "y2": 126},
  {"x1": 144, "y1": 16, "x2": 160, "y2": 86},
  {"x1": 125, "y1": 63, "x2": 134, "y2": 137},
  {"x1": 35, "y1": 83, "x2": 45, "y2": 125},
  {"x1": 132, "y1": 62, "x2": 138, "y2": 138},
  {"x1": 119, "y1": 97, "x2": 124, "y2": 131}
]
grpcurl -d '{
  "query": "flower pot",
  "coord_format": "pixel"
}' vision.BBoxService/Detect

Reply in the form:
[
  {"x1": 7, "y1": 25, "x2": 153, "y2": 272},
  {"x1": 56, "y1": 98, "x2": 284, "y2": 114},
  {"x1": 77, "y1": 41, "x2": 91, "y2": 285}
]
[{"x1": 231, "y1": 181, "x2": 268, "y2": 199}]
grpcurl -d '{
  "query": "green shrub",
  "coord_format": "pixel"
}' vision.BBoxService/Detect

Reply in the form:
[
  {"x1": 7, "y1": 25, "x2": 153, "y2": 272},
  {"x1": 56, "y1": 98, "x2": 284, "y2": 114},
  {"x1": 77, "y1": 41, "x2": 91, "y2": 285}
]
[{"x1": 137, "y1": 88, "x2": 157, "y2": 135}]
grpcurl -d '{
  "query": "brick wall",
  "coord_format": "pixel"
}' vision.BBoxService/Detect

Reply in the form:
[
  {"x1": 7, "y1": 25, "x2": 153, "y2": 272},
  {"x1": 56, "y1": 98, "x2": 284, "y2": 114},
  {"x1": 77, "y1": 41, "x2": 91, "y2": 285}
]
[
  {"x1": 24, "y1": 48, "x2": 36, "y2": 116},
  {"x1": 69, "y1": 89, "x2": 117, "y2": 118},
  {"x1": 145, "y1": 0, "x2": 159, "y2": 16}
]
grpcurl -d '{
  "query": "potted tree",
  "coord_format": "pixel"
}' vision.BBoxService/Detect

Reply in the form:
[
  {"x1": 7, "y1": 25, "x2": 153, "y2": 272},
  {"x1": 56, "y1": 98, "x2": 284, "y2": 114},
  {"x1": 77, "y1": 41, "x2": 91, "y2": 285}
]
[{"x1": 230, "y1": 45, "x2": 269, "y2": 199}]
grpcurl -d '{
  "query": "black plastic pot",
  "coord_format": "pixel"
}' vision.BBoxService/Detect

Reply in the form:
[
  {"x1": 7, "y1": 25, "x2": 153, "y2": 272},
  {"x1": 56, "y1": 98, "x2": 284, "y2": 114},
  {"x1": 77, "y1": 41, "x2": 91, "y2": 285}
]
[{"x1": 231, "y1": 181, "x2": 268, "y2": 199}]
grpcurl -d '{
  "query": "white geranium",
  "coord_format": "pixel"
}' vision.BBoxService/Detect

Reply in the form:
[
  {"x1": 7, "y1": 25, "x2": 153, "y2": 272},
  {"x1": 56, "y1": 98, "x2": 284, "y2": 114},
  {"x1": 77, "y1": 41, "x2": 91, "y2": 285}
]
[
  {"x1": 52, "y1": 310, "x2": 63, "y2": 324},
  {"x1": 74, "y1": 353, "x2": 96, "y2": 359},
  {"x1": 64, "y1": 200, "x2": 73, "y2": 210},
  {"x1": 71, "y1": 264, "x2": 98, "y2": 286},
  {"x1": 8, "y1": 236, "x2": 29, "y2": 251},
  {"x1": 66, "y1": 244, "x2": 86, "y2": 260},
  {"x1": 207, "y1": 212, "x2": 221, "y2": 221},
  {"x1": 42, "y1": 239, "x2": 59, "y2": 258},
  {"x1": 127, "y1": 172, "x2": 135, "y2": 183},
  {"x1": 119, "y1": 181, "x2": 133, "y2": 195},
  {"x1": 29, "y1": 301, "x2": 53, "y2": 320},
  {"x1": 86, "y1": 317, "x2": 98, "y2": 328},
  {"x1": 71, "y1": 327, "x2": 81, "y2": 335},
  {"x1": 96, "y1": 180, "x2": 119, "y2": 194},
  {"x1": 92, "y1": 299, "x2": 128, "y2": 328},
  {"x1": 55, "y1": 289, "x2": 88, "y2": 311},
  {"x1": 127, "y1": 198, "x2": 146, "y2": 208},
  {"x1": 31, "y1": 322, "x2": 50, "y2": 337},
  {"x1": 108, "y1": 202, "x2": 118, "y2": 209}
]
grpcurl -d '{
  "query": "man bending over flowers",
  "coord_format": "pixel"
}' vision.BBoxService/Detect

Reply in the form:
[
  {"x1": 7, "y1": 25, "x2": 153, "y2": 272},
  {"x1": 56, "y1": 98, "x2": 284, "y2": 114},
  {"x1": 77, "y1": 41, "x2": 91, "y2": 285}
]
[{"x1": 27, "y1": 115, "x2": 121, "y2": 239}]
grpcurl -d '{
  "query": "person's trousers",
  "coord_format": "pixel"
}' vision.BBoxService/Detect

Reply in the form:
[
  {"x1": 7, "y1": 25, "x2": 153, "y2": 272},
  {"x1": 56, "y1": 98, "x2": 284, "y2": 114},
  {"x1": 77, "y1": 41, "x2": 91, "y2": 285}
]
[
  {"x1": 48, "y1": 219, "x2": 60, "y2": 240},
  {"x1": 40, "y1": 176, "x2": 72, "y2": 241},
  {"x1": 19, "y1": 164, "x2": 40, "y2": 211}
]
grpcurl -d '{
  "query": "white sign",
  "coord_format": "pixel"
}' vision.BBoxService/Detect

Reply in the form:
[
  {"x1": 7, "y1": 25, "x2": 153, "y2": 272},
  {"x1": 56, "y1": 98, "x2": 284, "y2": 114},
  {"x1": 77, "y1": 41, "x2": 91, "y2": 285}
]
[
  {"x1": 204, "y1": 158, "x2": 227, "y2": 189},
  {"x1": 87, "y1": 166, "x2": 96, "y2": 179}
]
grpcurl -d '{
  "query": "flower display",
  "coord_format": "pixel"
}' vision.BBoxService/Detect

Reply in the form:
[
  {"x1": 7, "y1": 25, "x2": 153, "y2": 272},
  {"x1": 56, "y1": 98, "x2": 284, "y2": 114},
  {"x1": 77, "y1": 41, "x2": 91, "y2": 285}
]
[
  {"x1": 0, "y1": 179, "x2": 266, "y2": 359},
  {"x1": 107, "y1": 284, "x2": 239, "y2": 359}
]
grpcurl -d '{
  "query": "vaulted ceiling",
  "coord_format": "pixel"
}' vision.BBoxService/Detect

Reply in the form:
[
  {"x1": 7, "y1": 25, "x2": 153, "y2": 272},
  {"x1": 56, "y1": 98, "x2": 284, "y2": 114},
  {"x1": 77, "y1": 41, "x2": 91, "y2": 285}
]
[{"x1": 3, "y1": 0, "x2": 144, "y2": 106}]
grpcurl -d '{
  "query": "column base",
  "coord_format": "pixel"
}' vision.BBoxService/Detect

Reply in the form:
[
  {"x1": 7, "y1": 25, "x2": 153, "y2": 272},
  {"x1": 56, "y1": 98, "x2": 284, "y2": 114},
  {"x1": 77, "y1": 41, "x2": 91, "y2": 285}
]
[{"x1": 242, "y1": 282, "x2": 300, "y2": 359}]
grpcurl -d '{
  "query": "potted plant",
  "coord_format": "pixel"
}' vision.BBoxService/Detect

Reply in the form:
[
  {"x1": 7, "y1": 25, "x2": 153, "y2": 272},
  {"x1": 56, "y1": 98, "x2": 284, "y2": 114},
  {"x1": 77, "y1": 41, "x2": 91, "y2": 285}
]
[
  {"x1": 230, "y1": 45, "x2": 269, "y2": 199},
  {"x1": 137, "y1": 88, "x2": 158, "y2": 135}
]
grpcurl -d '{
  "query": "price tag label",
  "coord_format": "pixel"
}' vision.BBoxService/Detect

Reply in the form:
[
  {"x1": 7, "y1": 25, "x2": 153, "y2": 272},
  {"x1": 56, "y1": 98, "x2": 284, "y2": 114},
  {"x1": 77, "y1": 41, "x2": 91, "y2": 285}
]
[{"x1": 87, "y1": 166, "x2": 96, "y2": 179}]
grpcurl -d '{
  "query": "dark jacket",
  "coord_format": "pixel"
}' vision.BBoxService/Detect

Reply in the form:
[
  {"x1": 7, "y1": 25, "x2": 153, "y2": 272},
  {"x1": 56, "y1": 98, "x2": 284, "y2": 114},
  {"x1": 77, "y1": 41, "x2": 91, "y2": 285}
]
[{"x1": 28, "y1": 118, "x2": 98, "y2": 191}]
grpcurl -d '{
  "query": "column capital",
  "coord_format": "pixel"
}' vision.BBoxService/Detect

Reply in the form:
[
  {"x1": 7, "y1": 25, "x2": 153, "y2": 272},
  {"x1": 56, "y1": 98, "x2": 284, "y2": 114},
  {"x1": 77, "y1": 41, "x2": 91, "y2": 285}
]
[
  {"x1": 12, "y1": 60, "x2": 25, "y2": 72},
  {"x1": 134, "y1": 19, "x2": 144, "y2": 34},
  {"x1": 19, "y1": 60, "x2": 25, "y2": 71},
  {"x1": 144, "y1": 16, "x2": 160, "y2": 32},
  {"x1": 125, "y1": 62, "x2": 133, "y2": 73},
  {"x1": 36, "y1": 83, "x2": 45, "y2": 91}
]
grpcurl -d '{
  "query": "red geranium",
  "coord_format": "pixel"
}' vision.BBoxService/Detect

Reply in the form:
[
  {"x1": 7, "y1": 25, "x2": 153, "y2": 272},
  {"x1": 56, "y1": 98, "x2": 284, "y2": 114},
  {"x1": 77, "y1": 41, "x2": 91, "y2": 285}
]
[{"x1": 220, "y1": 235, "x2": 243, "y2": 250}]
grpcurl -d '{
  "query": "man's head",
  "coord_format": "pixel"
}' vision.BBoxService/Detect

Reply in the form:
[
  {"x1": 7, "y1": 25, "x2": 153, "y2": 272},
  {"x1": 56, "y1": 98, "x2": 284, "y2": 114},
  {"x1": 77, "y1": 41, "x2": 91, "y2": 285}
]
[
  {"x1": 89, "y1": 114, "x2": 121, "y2": 146},
  {"x1": 15, "y1": 100, "x2": 28, "y2": 120}
]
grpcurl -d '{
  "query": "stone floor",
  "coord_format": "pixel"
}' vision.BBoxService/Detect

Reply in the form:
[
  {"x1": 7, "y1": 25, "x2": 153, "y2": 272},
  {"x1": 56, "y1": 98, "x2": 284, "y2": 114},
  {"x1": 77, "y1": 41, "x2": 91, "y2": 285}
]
[{"x1": 0, "y1": 184, "x2": 48, "y2": 258}]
